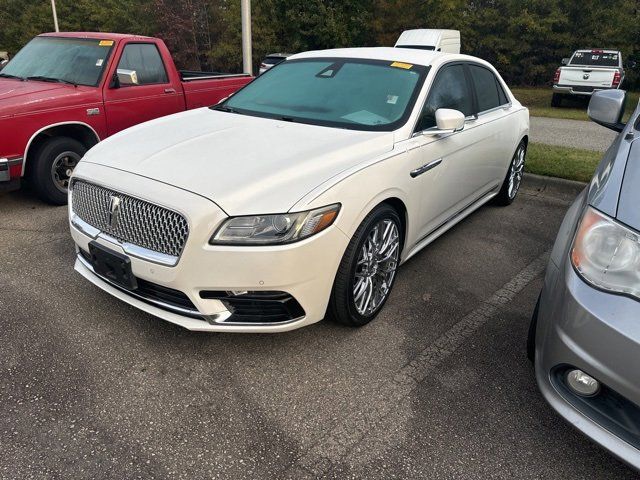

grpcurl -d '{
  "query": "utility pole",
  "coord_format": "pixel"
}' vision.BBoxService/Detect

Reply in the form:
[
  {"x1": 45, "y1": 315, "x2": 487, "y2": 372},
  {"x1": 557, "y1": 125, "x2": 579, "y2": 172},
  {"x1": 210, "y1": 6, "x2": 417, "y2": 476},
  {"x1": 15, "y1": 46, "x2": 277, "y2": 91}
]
[
  {"x1": 241, "y1": 0, "x2": 252, "y2": 75},
  {"x1": 51, "y1": 0, "x2": 59, "y2": 32}
]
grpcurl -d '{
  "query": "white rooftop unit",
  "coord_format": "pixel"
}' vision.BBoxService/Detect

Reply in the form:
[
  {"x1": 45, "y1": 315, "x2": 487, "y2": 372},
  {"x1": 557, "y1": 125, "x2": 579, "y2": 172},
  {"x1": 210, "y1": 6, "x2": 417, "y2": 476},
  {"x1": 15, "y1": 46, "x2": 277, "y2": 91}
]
[{"x1": 395, "y1": 29, "x2": 461, "y2": 54}]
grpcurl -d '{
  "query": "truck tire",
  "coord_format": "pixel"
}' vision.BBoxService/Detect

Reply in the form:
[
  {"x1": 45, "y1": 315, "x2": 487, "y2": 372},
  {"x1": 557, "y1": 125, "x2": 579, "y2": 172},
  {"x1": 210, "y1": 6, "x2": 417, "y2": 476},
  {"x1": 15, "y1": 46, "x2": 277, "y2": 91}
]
[
  {"x1": 551, "y1": 93, "x2": 562, "y2": 107},
  {"x1": 30, "y1": 136, "x2": 86, "y2": 205}
]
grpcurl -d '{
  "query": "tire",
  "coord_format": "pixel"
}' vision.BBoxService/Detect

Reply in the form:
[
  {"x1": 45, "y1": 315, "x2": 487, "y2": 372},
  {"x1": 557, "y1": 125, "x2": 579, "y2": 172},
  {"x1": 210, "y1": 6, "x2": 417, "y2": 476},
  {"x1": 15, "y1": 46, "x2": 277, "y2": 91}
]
[
  {"x1": 551, "y1": 93, "x2": 562, "y2": 107},
  {"x1": 328, "y1": 204, "x2": 402, "y2": 327},
  {"x1": 527, "y1": 293, "x2": 541, "y2": 363},
  {"x1": 30, "y1": 136, "x2": 86, "y2": 205},
  {"x1": 494, "y1": 140, "x2": 527, "y2": 206}
]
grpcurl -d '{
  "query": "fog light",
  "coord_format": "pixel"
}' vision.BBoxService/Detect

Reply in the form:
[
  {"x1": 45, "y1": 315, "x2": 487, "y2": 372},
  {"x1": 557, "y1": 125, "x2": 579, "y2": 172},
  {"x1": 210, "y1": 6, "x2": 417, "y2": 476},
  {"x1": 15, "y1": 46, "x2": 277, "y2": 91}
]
[{"x1": 566, "y1": 369, "x2": 600, "y2": 397}]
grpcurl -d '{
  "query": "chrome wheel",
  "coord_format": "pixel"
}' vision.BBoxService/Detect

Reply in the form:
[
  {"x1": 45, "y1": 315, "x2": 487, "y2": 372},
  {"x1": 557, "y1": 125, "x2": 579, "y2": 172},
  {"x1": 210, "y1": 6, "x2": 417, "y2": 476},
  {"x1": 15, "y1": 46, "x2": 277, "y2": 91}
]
[
  {"x1": 352, "y1": 219, "x2": 400, "y2": 316},
  {"x1": 51, "y1": 151, "x2": 81, "y2": 193},
  {"x1": 508, "y1": 144, "x2": 526, "y2": 199}
]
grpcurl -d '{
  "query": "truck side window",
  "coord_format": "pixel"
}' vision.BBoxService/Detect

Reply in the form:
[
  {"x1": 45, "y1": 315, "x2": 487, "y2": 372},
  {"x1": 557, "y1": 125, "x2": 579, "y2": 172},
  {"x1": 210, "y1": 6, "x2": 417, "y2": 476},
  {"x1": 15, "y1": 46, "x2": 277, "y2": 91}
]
[
  {"x1": 416, "y1": 64, "x2": 473, "y2": 131},
  {"x1": 117, "y1": 43, "x2": 168, "y2": 85},
  {"x1": 468, "y1": 64, "x2": 508, "y2": 113}
]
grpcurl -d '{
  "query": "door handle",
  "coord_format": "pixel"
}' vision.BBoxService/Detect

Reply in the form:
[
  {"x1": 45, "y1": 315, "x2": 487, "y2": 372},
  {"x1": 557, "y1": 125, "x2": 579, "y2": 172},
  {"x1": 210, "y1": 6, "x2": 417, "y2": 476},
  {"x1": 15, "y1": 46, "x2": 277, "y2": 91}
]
[
  {"x1": 164, "y1": 88, "x2": 176, "y2": 94},
  {"x1": 410, "y1": 158, "x2": 442, "y2": 178}
]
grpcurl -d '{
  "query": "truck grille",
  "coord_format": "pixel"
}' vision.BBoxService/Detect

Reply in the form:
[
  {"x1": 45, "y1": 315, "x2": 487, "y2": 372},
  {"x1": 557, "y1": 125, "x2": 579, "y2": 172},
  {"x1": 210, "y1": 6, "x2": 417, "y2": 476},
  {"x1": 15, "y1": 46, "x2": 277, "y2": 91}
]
[{"x1": 71, "y1": 180, "x2": 189, "y2": 258}]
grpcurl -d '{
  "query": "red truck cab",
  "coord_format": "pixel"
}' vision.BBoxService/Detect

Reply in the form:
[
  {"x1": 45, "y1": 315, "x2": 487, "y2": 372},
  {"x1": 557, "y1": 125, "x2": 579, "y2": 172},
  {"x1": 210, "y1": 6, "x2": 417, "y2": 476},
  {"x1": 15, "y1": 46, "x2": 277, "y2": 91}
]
[{"x1": 0, "y1": 32, "x2": 252, "y2": 204}]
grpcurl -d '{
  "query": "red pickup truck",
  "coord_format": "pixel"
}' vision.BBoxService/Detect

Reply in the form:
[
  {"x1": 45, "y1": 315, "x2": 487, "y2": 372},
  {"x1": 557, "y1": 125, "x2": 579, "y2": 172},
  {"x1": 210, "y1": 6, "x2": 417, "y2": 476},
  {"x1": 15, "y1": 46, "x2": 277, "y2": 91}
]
[{"x1": 0, "y1": 32, "x2": 253, "y2": 204}]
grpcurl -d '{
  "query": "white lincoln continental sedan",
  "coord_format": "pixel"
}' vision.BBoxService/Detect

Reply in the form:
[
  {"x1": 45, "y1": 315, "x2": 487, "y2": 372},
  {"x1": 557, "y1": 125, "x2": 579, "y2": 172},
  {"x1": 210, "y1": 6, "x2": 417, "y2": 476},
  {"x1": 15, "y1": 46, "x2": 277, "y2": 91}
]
[{"x1": 68, "y1": 47, "x2": 529, "y2": 332}]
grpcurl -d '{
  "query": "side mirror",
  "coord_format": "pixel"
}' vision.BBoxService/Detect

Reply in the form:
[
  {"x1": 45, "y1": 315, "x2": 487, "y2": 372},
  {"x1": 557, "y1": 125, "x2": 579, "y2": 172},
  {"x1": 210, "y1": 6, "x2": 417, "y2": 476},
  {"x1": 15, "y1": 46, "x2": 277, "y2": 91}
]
[
  {"x1": 115, "y1": 68, "x2": 139, "y2": 86},
  {"x1": 561, "y1": 58, "x2": 570, "y2": 66},
  {"x1": 588, "y1": 89, "x2": 627, "y2": 132},
  {"x1": 423, "y1": 109, "x2": 465, "y2": 135},
  {"x1": 0, "y1": 60, "x2": 7, "y2": 72}
]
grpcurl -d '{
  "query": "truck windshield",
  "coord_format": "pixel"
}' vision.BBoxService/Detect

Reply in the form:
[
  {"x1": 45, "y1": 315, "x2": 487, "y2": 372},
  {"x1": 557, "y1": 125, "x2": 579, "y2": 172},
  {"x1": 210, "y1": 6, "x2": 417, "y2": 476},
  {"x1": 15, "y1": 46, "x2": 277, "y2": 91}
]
[
  {"x1": 219, "y1": 58, "x2": 428, "y2": 131},
  {"x1": 569, "y1": 52, "x2": 619, "y2": 67},
  {"x1": 1, "y1": 37, "x2": 114, "y2": 87}
]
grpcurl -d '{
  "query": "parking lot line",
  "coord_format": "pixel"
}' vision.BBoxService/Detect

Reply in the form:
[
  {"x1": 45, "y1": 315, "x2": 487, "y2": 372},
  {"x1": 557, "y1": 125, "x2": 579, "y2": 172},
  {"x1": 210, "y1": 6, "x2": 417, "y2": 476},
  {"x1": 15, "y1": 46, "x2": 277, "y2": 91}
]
[{"x1": 286, "y1": 251, "x2": 550, "y2": 477}]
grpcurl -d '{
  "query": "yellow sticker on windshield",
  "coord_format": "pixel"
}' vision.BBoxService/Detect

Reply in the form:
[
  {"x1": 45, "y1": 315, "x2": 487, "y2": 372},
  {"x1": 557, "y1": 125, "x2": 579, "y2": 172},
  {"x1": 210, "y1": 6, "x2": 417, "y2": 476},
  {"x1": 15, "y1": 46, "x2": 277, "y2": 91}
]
[
  {"x1": 390, "y1": 62, "x2": 413, "y2": 69},
  {"x1": 99, "y1": 40, "x2": 114, "y2": 47}
]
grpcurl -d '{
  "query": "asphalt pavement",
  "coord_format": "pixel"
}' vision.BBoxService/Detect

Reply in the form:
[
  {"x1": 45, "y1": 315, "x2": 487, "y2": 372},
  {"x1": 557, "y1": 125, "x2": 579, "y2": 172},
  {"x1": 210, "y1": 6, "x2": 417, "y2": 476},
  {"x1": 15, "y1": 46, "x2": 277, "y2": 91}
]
[
  {"x1": 1, "y1": 178, "x2": 637, "y2": 479},
  {"x1": 530, "y1": 116, "x2": 617, "y2": 152}
]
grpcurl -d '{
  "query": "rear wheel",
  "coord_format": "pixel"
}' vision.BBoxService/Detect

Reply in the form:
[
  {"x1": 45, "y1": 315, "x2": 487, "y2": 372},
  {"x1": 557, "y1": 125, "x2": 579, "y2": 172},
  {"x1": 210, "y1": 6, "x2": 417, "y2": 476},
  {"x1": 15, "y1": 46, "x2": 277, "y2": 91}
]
[
  {"x1": 494, "y1": 140, "x2": 527, "y2": 206},
  {"x1": 551, "y1": 93, "x2": 563, "y2": 107},
  {"x1": 30, "y1": 136, "x2": 86, "y2": 205},
  {"x1": 328, "y1": 204, "x2": 402, "y2": 327}
]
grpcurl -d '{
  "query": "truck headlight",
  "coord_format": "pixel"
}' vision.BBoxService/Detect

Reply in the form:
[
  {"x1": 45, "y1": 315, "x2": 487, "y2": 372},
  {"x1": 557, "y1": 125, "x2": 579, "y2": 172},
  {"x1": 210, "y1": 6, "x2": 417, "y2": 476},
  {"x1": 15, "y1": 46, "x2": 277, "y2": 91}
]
[
  {"x1": 571, "y1": 206, "x2": 640, "y2": 299},
  {"x1": 210, "y1": 204, "x2": 340, "y2": 245}
]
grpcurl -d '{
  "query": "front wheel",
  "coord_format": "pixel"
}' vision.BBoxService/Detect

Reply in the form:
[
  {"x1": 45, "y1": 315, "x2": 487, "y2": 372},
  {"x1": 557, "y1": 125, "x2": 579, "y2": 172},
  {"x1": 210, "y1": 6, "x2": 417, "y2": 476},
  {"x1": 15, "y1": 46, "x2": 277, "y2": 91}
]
[
  {"x1": 30, "y1": 136, "x2": 86, "y2": 205},
  {"x1": 494, "y1": 140, "x2": 527, "y2": 206},
  {"x1": 328, "y1": 204, "x2": 402, "y2": 327}
]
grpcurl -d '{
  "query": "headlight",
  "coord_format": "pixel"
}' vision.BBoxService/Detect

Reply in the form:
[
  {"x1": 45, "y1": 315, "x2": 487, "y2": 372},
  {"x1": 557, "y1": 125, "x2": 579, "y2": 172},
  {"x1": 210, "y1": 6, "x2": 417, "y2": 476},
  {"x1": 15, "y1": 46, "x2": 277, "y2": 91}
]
[
  {"x1": 571, "y1": 206, "x2": 640, "y2": 299},
  {"x1": 210, "y1": 204, "x2": 341, "y2": 245}
]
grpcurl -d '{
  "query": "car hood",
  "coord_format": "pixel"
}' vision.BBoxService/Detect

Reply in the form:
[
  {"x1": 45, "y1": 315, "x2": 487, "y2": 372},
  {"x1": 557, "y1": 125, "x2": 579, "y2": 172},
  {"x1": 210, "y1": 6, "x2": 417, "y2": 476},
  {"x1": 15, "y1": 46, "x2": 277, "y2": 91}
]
[
  {"x1": 82, "y1": 108, "x2": 396, "y2": 215},
  {"x1": 0, "y1": 78, "x2": 96, "y2": 118}
]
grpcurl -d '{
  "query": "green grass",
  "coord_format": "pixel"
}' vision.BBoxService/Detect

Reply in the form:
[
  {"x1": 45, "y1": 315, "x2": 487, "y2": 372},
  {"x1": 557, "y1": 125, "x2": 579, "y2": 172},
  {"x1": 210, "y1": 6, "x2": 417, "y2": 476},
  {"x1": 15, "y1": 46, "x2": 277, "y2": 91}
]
[
  {"x1": 526, "y1": 143, "x2": 601, "y2": 183},
  {"x1": 512, "y1": 87, "x2": 639, "y2": 122}
]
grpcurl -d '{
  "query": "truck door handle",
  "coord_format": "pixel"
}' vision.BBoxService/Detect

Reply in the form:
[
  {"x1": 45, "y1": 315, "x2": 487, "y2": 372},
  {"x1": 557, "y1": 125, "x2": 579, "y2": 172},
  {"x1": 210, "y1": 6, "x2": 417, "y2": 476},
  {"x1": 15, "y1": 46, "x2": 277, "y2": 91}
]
[{"x1": 164, "y1": 88, "x2": 176, "y2": 94}]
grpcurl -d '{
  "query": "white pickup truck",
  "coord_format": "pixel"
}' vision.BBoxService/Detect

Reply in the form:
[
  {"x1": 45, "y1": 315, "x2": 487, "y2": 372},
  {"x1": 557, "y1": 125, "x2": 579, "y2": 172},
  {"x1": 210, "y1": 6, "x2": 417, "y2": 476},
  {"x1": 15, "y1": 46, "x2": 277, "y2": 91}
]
[{"x1": 552, "y1": 49, "x2": 624, "y2": 106}]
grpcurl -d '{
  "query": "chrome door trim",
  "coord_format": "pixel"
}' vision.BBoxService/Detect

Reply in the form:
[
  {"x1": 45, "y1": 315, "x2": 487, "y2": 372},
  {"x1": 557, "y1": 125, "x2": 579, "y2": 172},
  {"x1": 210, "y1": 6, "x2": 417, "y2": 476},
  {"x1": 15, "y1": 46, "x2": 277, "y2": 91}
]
[{"x1": 410, "y1": 158, "x2": 443, "y2": 178}]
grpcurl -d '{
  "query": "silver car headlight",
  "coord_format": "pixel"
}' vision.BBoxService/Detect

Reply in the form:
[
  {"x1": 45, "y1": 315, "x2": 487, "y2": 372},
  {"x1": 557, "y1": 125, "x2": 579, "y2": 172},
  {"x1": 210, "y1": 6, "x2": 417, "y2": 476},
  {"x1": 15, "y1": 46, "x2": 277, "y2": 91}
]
[
  {"x1": 571, "y1": 206, "x2": 640, "y2": 299},
  {"x1": 210, "y1": 204, "x2": 341, "y2": 245}
]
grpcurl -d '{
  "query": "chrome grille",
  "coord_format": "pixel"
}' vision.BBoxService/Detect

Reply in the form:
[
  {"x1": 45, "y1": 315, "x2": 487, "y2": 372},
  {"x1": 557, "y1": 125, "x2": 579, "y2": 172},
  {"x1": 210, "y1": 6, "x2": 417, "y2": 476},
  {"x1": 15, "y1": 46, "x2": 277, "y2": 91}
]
[{"x1": 71, "y1": 180, "x2": 189, "y2": 258}]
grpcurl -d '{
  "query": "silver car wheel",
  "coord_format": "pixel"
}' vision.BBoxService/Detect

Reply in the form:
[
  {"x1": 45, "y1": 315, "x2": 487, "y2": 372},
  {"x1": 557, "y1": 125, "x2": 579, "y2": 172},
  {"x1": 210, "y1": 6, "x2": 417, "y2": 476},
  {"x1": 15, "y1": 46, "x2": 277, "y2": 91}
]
[
  {"x1": 352, "y1": 219, "x2": 400, "y2": 316},
  {"x1": 508, "y1": 144, "x2": 526, "y2": 199}
]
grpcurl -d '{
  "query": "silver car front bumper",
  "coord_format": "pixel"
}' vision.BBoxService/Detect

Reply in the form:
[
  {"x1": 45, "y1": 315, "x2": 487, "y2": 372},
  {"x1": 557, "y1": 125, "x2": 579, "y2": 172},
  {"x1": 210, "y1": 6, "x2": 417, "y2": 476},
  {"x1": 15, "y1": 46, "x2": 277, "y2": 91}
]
[{"x1": 535, "y1": 257, "x2": 640, "y2": 470}]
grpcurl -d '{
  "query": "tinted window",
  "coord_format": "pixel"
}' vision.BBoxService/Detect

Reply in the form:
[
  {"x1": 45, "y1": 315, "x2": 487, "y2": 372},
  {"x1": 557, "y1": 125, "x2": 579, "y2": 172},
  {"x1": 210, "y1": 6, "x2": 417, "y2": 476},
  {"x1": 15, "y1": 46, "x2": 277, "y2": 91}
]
[
  {"x1": 570, "y1": 51, "x2": 619, "y2": 67},
  {"x1": 468, "y1": 65, "x2": 504, "y2": 112},
  {"x1": 222, "y1": 58, "x2": 428, "y2": 131},
  {"x1": 117, "y1": 43, "x2": 168, "y2": 85},
  {"x1": 416, "y1": 64, "x2": 473, "y2": 131}
]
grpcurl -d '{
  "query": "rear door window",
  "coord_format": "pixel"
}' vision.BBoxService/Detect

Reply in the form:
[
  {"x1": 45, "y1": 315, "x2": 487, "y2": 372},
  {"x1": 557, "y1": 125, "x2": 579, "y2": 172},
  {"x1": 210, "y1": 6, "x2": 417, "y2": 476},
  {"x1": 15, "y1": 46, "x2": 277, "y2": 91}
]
[
  {"x1": 416, "y1": 64, "x2": 473, "y2": 131},
  {"x1": 468, "y1": 64, "x2": 508, "y2": 113}
]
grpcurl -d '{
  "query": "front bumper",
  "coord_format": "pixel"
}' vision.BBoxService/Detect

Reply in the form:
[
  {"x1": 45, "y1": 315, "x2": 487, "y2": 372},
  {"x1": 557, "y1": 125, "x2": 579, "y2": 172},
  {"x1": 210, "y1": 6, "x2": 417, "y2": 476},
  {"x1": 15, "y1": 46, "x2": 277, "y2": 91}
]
[
  {"x1": 69, "y1": 163, "x2": 350, "y2": 333},
  {"x1": 0, "y1": 157, "x2": 23, "y2": 191},
  {"x1": 536, "y1": 258, "x2": 640, "y2": 470}
]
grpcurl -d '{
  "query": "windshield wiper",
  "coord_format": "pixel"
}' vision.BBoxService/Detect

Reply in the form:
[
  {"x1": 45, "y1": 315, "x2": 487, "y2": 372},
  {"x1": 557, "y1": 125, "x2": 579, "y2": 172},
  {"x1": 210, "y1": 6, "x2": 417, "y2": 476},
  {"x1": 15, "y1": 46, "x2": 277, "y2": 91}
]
[
  {"x1": 212, "y1": 105, "x2": 242, "y2": 114},
  {"x1": 0, "y1": 73, "x2": 25, "y2": 80},
  {"x1": 26, "y1": 76, "x2": 77, "y2": 87}
]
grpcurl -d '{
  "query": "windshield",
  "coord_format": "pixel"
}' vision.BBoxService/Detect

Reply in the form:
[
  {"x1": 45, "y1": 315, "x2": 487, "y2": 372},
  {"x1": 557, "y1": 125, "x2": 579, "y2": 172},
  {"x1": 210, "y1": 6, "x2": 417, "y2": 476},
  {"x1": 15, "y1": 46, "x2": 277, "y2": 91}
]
[
  {"x1": 220, "y1": 58, "x2": 428, "y2": 131},
  {"x1": 1, "y1": 36, "x2": 114, "y2": 86},
  {"x1": 569, "y1": 51, "x2": 620, "y2": 67}
]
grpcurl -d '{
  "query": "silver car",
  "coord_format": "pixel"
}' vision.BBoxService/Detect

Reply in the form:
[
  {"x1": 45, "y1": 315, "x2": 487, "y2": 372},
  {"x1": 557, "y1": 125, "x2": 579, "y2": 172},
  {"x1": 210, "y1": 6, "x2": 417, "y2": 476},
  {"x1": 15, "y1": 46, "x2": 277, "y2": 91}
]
[{"x1": 529, "y1": 89, "x2": 640, "y2": 470}]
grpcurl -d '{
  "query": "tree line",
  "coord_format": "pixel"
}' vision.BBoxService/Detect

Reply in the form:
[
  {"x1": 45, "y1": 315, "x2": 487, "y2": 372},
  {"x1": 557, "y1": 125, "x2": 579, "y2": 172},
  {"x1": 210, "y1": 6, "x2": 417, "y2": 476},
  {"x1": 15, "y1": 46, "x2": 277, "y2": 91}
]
[{"x1": 1, "y1": 0, "x2": 639, "y2": 87}]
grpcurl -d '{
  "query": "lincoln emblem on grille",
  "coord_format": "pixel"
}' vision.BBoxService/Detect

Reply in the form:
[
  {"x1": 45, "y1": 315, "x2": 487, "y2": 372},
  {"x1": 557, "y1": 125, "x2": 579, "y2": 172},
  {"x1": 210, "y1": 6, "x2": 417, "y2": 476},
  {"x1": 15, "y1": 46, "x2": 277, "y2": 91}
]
[{"x1": 108, "y1": 196, "x2": 121, "y2": 229}]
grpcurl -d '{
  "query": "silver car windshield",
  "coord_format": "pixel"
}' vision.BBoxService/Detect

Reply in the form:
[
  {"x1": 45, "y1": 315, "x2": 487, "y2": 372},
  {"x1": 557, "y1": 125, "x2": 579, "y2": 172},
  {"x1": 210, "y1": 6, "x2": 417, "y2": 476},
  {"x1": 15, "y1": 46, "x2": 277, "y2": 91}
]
[{"x1": 219, "y1": 58, "x2": 428, "y2": 131}]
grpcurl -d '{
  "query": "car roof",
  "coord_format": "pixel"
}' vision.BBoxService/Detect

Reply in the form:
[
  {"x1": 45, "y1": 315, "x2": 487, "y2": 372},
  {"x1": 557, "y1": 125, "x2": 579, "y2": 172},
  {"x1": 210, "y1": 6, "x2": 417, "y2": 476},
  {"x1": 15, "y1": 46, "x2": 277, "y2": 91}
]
[
  {"x1": 38, "y1": 32, "x2": 155, "y2": 41},
  {"x1": 289, "y1": 47, "x2": 488, "y2": 69}
]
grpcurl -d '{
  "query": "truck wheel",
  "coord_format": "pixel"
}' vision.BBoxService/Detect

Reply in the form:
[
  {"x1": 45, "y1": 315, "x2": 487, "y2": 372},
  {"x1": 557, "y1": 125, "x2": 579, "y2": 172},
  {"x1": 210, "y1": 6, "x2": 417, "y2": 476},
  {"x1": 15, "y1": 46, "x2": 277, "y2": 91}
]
[
  {"x1": 551, "y1": 93, "x2": 562, "y2": 107},
  {"x1": 30, "y1": 136, "x2": 86, "y2": 205}
]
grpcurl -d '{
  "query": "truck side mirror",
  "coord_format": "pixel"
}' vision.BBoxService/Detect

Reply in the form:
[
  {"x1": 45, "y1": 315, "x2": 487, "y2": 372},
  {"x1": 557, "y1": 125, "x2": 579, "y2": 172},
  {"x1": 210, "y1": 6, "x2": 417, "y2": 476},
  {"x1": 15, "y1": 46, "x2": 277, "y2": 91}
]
[
  {"x1": 0, "y1": 60, "x2": 7, "y2": 71},
  {"x1": 561, "y1": 58, "x2": 570, "y2": 66},
  {"x1": 588, "y1": 90, "x2": 627, "y2": 132},
  {"x1": 115, "y1": 68, "x2": 139, "y2": 87}
]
